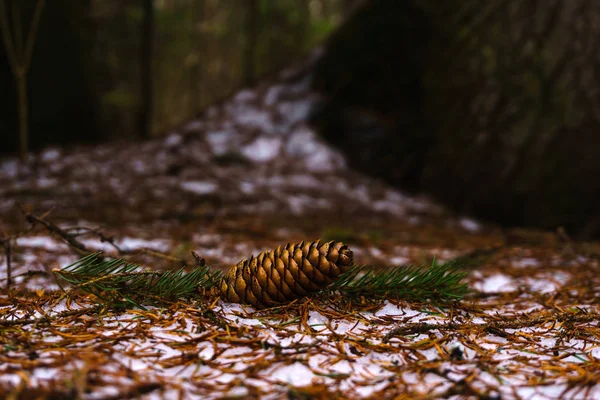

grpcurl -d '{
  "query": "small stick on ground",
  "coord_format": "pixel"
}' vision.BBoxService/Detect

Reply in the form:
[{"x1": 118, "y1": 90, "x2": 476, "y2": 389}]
[
  {"x1": 21, "y1": 208, "x2": 89, "y2": 254},
  {"x1": 0, "y1": 305, "x2": 102, "y2": 327},
  {"x1": 1, "y1": 237, "x2": 12, "y2": 290}
]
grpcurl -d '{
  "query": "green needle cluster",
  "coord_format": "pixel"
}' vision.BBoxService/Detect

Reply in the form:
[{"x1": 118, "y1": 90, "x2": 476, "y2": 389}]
[
  {"x1": 329, "y1": 258, "x2": 468, "y2": 302},
  {"x1": 54, "y1": 252, "x2": 222, "y2": 310}
]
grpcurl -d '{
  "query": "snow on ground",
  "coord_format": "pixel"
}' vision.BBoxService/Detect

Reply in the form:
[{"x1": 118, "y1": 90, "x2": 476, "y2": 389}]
[
  {"x1": 1, "y1": 287, "x2": 599, "y2": 399},
  {"x1": 2, "y1": 233, "x2": 600, "y2": 399},
  {"x1": 1, "y1": 54, "x2": 599, "y2": 399},
  {"x1": 0, "y1": 54, "x2": 447, "y2": 226}
]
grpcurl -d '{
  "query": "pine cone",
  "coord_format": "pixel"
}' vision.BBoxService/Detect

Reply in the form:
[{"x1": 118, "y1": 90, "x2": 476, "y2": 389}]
[{"x1": 220, "y1": 240, "x2": 353, "y2": 308}]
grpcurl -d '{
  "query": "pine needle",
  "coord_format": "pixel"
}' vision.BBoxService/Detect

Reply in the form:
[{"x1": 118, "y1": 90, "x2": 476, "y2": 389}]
[
  {"x1": 328, "y1": 258, "x2": 468, "y2": 302},
  {"x1": 53, "y1": 252, "x2": 222, "y2": 309}
]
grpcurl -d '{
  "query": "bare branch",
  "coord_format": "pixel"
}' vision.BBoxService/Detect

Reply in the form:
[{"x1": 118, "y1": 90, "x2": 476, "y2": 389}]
[
  {"x1": 12, "y1": 0, "x2": 23, "y2": 63},
  {"x1": 24, "y1": 0, "x2": 45, "y2": 71},
  {"x1": 0, "y1": 236, "x2": 12, "y2": 290},
  {"x1": 0, "y1": 0, "x2": 18, "y2": 74},
  {"x1": 21, "y1": 208, "x2": 89, "y2": 254}
]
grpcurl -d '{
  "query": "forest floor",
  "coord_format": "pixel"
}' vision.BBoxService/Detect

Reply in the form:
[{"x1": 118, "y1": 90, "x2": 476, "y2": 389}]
[{"x1": 1, "y1": 64, "x2": 600, "y2": 399}]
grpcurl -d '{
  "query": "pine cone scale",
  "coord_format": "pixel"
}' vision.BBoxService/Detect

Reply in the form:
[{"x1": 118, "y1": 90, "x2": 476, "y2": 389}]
[{"x1": 219, "y1": 240, "x2": 354, "y2": 308}]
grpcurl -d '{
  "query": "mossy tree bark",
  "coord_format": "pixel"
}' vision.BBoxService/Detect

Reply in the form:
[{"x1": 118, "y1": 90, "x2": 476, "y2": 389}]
[
  {"x1": 419, "y1": 0, "x2": 600, "y2": 235},
  {"x1": 312, "y1": 0, "x2": 600, "y2": 237}
]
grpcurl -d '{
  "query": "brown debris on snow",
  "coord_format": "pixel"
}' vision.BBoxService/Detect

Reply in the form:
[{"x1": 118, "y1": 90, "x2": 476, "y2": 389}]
[{"x1": 1, "y1": 65, "x2": 600, "y2": 399}]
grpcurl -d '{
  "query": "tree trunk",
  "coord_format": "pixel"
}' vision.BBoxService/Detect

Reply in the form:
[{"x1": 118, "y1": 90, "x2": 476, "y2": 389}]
[
  {"x1": 139, "y1": 0, "x2": 154, "y2": 138},
  {"x1": 243, "y1": 0, "x2": 259, "y2": 87},
  {"x1": 0, "y1": 0, "x2": 45, "y2": 161},
  {"x1": 311, "y1": 0, "x2": 600, "y2": 237},
  {"x1": 16, "y1": 71, "x2": 28, "y2": 162},
  {"x1": 189, "y1": 0, "x2": 204, "y2": 110}
]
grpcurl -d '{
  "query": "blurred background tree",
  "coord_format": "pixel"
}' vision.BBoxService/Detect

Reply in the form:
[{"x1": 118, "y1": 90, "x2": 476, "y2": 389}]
[
  {"x1": 311, "y1": 0, "x2": 600, "y2": 237},
  {"x1": 0, "y1": 0, "x2": 45, "y2": 161},
  {"x1": 0, "y1": 0, "x2": 346, "y2": 153}
]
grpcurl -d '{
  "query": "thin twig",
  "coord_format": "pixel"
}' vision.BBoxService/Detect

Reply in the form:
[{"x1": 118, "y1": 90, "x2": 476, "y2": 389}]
[
  {"x1": 1, "y1": 236, "x2": 12, "y2": 290},
  {"x1": 5, "y1": 238, "x2": 11, "y2": 290},
  {"x1": 21, "y1": 208, "x2": 89, "y2": 254},
  {"x1": 0, "y1": 0, "x2": 18, "y2": 74},
  {"x1": 52, "y1": 223, "x2": 189, "y2": 265},
  {"x1": 23, "y1": 0, "x2": 45, "y2": 69},
  {"x1": 0, "y1": 305, "x2": 102, "y2": 327},
  {"x1": 0, "y1": 269, "x2": 47, "y2": 284}
]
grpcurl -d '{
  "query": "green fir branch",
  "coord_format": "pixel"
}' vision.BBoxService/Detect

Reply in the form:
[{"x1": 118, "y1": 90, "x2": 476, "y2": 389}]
[
  {"x1": 53, "y1": 252, "x2": 222, "y2": 310},
  {"x1": 329, "y1": 258, "x2": 468, "y2": 302},
  {"x1": 54, "y1": 253, "x2": 467, "y2": 310}
]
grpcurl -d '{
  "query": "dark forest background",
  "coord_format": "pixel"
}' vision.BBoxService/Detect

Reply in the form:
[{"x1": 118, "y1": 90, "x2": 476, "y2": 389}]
[
  {"x1": 311, "y1": 0, "x2": 600, "y2": 237},
  {"x1": 2, "y1": 0, "x2": 600, "y2": 238},
  {"x1": 0, "y1": 0, "x2": 350, "y2": 150}
]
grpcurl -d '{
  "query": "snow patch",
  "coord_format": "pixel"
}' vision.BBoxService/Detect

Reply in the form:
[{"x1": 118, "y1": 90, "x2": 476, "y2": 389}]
[
  {"x1": 206, "y1": 130, "x2": 236, "y2": 156},
  {"x1": 17, "y1": 236, "x2": 61, "y2": 250},
  {"x1": 268, "y1": 362, "x2": 314, "y2": 386},
  {"x1": 239, "y1": 181, "x2": 255, "y2": 194},
  {"x1": 234, "y1": 109, "x2": 272, "y2": 130},
  {"x1": 372, "y1": 191, "x2": 407, "y2": 215},
  {"x1": 116, "y1": 237, "x2": 171, "y2": 252},
  {"x1": 130, "y1": 159, "x2": 146, "y2": 174},
  {"x1": 164, "y1": 133, "x2": 182, "y2": 147},
  {"x1": 37, "y1": 177, "x2": 58, "y2": 188},
  {"x1": 1, "y1": 159, "x2": 19, "y2": 179},
  {"x1": 474, "y1": 274, "x2": 515, "y2": 293},
  {"x1": 513, "y1": 258, "x2": 541, "y2": 268},
  {"x1": 77, "y1": 237, "x2": 171, "y2": 253},
  {"x1": 286, "y1": 126, "x2": 346, "y2": 172},
  {"x1": 41, "y1": 148, "x2": 61, "y2": 162},
  {"x1": 264, "y1": 85, "x2": 286, "y2": 106},
  {"x1": 277, "y1": 100, "x2": 313, "y2": 126},
  {"x1": 241, "y1": 137, "x2": 282, "y2": 163},
  {"x1": 389, "y1": 256, "x2": 410, "y2": 265},
  {"x1": 459, "y1": 217, "x2": 481, "y2": 232},
  {"x1": 234, "y1": 89, "x2": 257, "y2": 103},
  {"x1": 181, "y1": 181, "x2": 219, "y2": 195}
]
